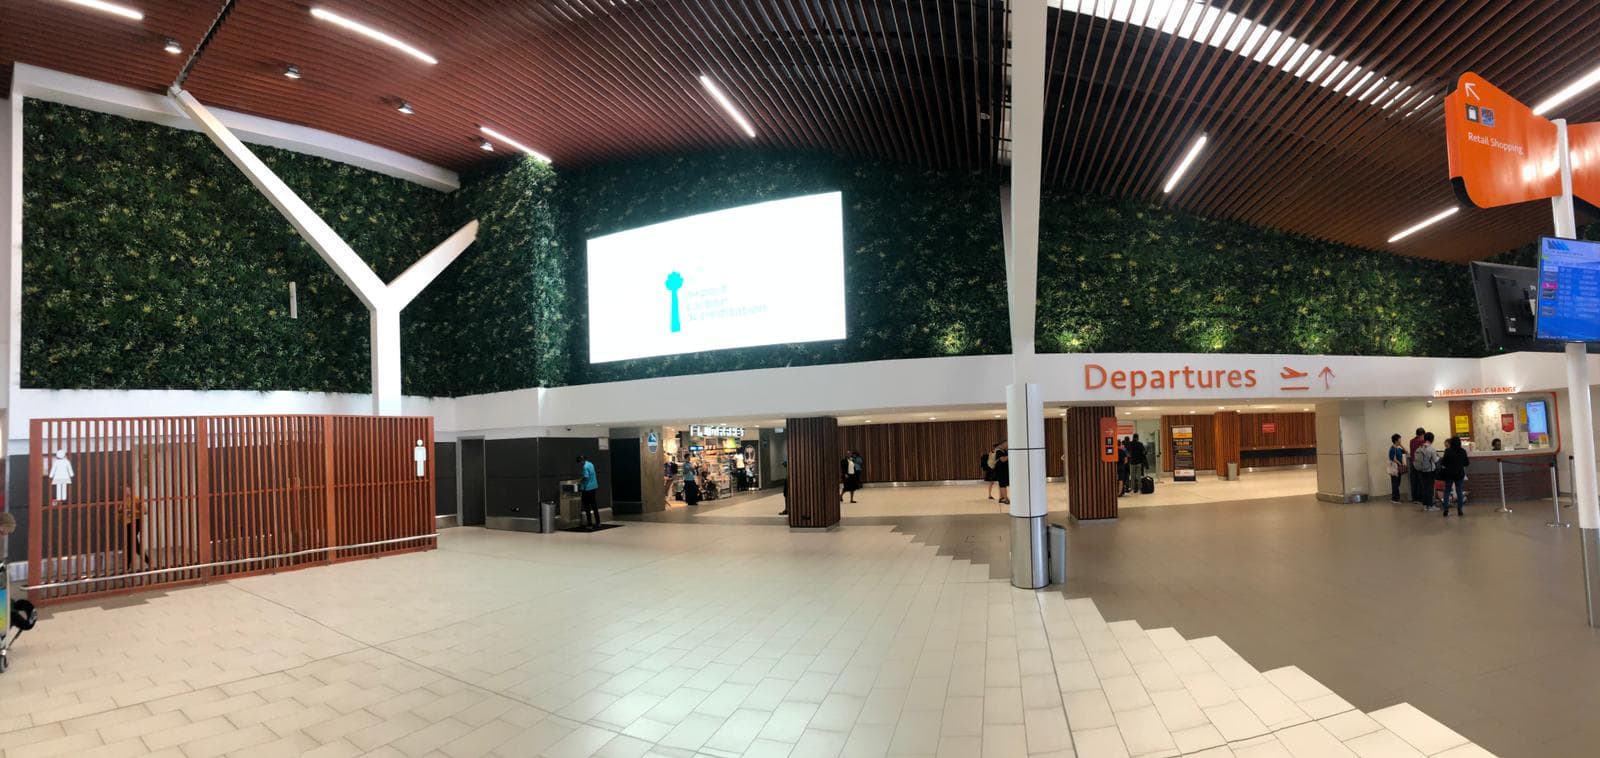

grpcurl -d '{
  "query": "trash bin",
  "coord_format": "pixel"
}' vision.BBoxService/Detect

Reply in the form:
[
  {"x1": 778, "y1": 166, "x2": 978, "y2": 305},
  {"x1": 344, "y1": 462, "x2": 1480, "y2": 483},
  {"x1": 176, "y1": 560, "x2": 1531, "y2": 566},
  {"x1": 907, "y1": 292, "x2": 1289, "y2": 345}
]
[
  {"x1": 1048, "y1": 522, "x2": 1068, "y2": 585},
  {"x1": 1226, "y1": 462, "x2": 1239, "y2": 481},
  {"x1": 540, "y1": 501, "x2": 557, "y2": 534}
]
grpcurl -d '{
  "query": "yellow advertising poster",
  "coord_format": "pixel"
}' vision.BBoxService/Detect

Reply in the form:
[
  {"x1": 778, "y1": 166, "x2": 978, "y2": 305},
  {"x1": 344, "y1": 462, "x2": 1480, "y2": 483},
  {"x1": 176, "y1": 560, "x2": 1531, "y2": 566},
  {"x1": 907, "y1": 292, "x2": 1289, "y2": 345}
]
[{"x1": 1453, "y1": 414, "x2": 1471, "y2": 436}]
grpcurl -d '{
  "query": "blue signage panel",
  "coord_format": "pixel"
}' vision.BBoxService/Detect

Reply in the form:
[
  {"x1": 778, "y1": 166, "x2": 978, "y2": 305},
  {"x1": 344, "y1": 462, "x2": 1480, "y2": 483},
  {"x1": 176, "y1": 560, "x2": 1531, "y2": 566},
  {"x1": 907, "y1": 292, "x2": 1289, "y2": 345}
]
[{"x1": 1537, "y1": 237, "x2": 1600, "y2": 342}]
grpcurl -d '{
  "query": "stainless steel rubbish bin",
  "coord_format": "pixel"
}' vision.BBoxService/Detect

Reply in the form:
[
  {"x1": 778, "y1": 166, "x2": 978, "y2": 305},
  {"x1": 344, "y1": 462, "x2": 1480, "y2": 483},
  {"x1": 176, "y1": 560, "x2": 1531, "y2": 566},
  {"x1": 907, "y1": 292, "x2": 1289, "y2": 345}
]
[
  {"x1": 1048, "y1": 523, "x2": 1068, "y2": 585},
  {"x1": 1227, "y1": 462, "x2": 1239, "y2": 481},
  {"x1": 540, "y1": 501, "x2": 557, "y2": 534}
]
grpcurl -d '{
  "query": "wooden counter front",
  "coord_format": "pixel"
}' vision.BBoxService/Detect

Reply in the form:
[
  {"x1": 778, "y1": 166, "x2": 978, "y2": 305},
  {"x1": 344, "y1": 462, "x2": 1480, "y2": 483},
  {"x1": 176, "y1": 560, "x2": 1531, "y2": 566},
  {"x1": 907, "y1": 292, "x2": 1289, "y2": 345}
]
[{"x1": 1463, "y1": 453, "x2": 1557, "y2": 502}]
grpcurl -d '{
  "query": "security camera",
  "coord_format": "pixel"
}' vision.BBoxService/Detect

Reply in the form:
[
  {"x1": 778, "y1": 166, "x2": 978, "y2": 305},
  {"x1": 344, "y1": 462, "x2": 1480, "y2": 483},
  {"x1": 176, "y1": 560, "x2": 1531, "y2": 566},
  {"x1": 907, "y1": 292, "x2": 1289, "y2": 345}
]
[{"x1": 1425, "y1": 400, "x2": 1433, "y2": 407}]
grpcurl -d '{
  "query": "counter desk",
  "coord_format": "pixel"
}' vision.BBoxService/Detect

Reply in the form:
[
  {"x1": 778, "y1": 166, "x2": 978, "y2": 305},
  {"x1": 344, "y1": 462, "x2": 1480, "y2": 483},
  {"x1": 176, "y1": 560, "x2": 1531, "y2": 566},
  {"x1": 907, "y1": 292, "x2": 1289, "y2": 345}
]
[{"x1": 1463, "y1": 452, "x2": 1558, "y2": 502}]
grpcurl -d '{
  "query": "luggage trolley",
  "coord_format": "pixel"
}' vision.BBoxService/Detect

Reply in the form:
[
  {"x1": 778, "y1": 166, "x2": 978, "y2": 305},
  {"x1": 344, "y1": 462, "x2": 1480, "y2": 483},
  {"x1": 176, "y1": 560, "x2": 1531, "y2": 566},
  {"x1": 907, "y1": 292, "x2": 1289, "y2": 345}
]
[{"x1": 0, "y1": 512, "x2": 38, "y2": 674}]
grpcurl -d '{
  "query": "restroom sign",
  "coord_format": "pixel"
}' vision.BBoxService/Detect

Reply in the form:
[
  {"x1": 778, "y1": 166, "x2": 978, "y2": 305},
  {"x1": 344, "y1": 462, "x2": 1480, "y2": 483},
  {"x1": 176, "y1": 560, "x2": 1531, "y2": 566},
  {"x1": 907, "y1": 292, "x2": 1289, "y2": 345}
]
[{"x1": 1261, "y1": 422, "x2": 1276, "y2": 434}]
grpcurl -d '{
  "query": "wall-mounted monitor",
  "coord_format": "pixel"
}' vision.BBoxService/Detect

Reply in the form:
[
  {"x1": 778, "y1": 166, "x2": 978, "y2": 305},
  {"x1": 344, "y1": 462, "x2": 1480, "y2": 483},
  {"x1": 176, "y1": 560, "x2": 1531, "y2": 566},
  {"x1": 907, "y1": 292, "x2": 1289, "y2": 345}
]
[
  {"x1": 1536, "y1": 236, "x2": 1600, "y2": 343},
  {"x1": 1526, "y1": 398, "x2": 1549, "y2": 446},
  {"x1": 585, "y1": 192, "x2": 847, "y2": 363}
]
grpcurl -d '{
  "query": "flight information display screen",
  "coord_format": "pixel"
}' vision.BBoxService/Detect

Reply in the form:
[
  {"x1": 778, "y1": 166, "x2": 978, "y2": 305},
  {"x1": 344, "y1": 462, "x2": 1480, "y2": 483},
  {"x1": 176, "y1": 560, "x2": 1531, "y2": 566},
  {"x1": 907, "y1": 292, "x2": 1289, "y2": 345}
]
[{"x1": 1536, "y1": 237, "x2": 1600, "y2": 343}]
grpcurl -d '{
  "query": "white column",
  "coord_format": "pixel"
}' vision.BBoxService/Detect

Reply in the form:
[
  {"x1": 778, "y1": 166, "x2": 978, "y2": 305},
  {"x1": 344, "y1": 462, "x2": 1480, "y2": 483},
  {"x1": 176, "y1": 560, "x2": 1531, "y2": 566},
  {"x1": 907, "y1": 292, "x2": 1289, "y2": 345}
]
[
  {"x1": 370, "y1": 309, "x2": 402, "y2": 417},
  {"x1": 1552, "y1": 119, "x2": 1600, "y2": 625},
  {"x1": 2, "y1": 96, "x2": 20, "y2": 421},
  {"x1": 1004, "y1": 0, "x2": 1049, "y2": 590}
]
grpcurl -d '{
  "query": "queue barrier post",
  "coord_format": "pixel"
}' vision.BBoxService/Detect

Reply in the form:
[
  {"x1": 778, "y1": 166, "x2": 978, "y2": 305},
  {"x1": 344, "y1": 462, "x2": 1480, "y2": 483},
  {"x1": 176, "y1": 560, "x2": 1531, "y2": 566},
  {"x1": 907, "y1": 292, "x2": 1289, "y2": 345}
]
[
  {"x1": 1549, "y1": 463, "x2": 1572, "y2": 528},
  {"x1": 1496, "y1": 459, "x2": 1512, "y2": 514}
]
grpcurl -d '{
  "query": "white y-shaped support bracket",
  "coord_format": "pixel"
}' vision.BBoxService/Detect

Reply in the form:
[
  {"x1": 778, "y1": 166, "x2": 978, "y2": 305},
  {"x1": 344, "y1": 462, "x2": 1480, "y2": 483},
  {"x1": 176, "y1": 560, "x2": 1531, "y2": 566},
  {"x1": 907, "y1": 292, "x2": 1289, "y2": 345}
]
[{"x1": 169, "y1": 88, "x2": 477, "y2": 415}]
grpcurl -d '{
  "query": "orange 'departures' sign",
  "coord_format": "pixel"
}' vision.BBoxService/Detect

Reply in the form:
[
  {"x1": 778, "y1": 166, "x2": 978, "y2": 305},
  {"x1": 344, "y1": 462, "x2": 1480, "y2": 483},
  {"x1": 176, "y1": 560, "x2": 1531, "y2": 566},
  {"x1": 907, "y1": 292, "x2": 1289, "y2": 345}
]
[
  {"x1": 1085, "y1": 364, "x2": 1257, "y2": 398},
  {"x1": 1445, "y1": 72, "x2": 1560, "y2": 210}
]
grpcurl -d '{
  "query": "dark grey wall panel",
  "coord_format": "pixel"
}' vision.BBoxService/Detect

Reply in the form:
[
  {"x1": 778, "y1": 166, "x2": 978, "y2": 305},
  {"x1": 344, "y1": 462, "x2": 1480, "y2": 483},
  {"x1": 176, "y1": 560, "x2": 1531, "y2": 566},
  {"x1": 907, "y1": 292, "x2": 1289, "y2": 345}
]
[
  {"x1": 434, "y1": 442, "x2": 457, "y2": 517},
  {"x1": 5, "y1": 455, "x2": 27, "y2": 563}
]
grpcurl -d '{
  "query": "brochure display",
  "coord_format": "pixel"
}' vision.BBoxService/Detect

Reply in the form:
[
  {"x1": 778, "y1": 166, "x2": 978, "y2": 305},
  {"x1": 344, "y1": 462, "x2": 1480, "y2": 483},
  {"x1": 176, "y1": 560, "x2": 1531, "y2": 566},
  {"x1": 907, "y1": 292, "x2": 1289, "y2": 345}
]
[{"x1": 1172, "y1": 425, "x2": 1196, "y2": 482}]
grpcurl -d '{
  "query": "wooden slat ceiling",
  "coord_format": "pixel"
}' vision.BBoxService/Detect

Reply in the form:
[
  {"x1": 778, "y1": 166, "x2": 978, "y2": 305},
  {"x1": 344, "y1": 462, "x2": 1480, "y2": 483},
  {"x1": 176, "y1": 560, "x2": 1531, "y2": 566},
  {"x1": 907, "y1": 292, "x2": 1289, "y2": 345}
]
[{"x1": 4, "y1": 0, "x2": 1600, "y2": 262}]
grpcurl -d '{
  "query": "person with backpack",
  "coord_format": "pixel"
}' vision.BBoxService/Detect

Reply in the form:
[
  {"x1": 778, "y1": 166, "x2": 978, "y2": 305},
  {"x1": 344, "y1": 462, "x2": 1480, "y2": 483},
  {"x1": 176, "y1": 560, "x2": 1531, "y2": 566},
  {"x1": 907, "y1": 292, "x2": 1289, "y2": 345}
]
[
  {"x1": 1128, "y1": 434, "x2": 1148, "y2": 493},
  {"x1": 1387, "y1": 434, "x2": 1408, "y2": 503},
  {"x1": 1412, "y1": 432, "x2": 1439, "y2": 510},
  {"x1": 1437, "y1": 437, "x2": 1471, "y2": 517},
  {"x1": 1408, "y1": 427, "x2": 1427, "y2": 502},
  {"x1": 981, "y1": 443, "x2": 999, "y2": 500}
]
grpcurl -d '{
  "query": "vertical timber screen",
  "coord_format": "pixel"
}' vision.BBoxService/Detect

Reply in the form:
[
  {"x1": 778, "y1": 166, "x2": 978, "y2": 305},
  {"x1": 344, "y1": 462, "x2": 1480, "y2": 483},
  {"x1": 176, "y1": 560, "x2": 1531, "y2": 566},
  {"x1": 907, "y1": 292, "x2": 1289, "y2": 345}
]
[{"x1": 27, "y1": 414, "x2": 435, "y2": 603}]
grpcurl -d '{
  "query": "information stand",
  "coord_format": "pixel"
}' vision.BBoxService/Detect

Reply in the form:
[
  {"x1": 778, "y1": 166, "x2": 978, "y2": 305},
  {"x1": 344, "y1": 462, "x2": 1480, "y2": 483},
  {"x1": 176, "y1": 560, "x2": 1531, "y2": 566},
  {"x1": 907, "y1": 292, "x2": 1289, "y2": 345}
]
[{"x1": 1172, "y1": 426, "x2": 1196, "y2": 482}]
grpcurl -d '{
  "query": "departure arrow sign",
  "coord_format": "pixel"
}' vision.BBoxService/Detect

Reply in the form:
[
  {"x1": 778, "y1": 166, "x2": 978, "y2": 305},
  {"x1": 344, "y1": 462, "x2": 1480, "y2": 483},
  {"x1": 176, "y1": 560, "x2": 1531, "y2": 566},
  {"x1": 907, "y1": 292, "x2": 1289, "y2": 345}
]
[{"x1": 1465, "y1": 81, "x2": 1479, "y2": 100}]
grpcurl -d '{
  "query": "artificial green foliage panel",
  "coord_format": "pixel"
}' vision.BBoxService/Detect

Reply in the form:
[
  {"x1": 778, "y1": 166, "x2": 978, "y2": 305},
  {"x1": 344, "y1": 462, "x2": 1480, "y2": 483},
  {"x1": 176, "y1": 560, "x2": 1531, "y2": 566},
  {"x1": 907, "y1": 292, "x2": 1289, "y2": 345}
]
[
  {"x1": 21, "y1": 100, "x2": 451, "y2": 392},
  {"x1": 404, "y1": 157, "x2": 568, "y2": 396},
  {"x1": 563, "y1": 151, "x2": 1011, "y2": 384},
  {"x1": 1035, "y1": 196, "x2": 1482, "y2": 357}
]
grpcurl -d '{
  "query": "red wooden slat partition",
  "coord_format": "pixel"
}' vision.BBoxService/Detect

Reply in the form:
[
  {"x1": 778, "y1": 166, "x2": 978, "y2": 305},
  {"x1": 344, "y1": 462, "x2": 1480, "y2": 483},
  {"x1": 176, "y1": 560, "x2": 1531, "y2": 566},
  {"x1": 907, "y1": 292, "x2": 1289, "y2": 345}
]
[
  {"x1": 1065, "y1": 406, "x2": 1118, "y2": 520},
  {"x1": 27, "y1": 414, "x2": 435, "y2": 604}
]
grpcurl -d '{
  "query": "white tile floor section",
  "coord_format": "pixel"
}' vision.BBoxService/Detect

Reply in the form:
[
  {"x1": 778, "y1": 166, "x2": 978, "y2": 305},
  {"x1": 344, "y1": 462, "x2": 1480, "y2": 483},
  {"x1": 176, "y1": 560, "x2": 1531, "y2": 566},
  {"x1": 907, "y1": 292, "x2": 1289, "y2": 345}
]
[{"x1": 0, "y1": 521, "x2": 1491, "y2": 758}]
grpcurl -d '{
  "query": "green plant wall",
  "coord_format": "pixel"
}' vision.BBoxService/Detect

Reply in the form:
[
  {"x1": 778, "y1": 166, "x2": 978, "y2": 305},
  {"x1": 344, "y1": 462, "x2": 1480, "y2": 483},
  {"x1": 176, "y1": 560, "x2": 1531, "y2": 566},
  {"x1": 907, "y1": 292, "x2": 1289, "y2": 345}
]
[
  {"x1": 406, "y1": 157, "x2": 568, "y2": 395},
  {"x1": 21, "y1": 100, "x2": 450, "y2": 393},
  {"x1": 563, "y1": 151, "x2": 1011, "y2": 384},
  {"x1": 1036, "y1": 195, "x2": 1483, "y2": 357},
  {"x1": 20, "y1": 101, "x2": 1490, "y2": 397}
]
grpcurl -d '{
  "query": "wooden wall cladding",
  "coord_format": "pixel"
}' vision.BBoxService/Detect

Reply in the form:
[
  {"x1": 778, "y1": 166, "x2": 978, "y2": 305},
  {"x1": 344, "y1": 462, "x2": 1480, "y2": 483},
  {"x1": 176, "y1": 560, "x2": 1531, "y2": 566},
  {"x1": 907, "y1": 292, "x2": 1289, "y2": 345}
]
[
  {"x1": 1161, "y1": 416, "x2": 1217, "y2": 472},
  {"x1": 1159, "y1": 412, "x2": 1317, "y2": 471},
  {"x1": 1238, "y1": 412, "x2": 1317, "y2": 450},
  {"x1": 837, "y1": 419, "x2": 1065, "y2": 484},
  {"x1": 1213, "y1": 411, "x2": 1241, "y2": 478},
  {"x1": 1065, "y1": 406, "x2": 1118, "y2": 520},
  {"x1": 786, "y1": 417, "x2": 841, "y2": 529}
]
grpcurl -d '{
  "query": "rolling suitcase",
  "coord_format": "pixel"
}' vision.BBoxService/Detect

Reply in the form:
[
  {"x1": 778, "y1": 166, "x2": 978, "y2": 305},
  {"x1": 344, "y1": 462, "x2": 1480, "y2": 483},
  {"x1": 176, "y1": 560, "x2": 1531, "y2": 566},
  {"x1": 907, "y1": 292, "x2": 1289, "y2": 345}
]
[{"x1": 1140, "y1": 476, "x2": 1155, "y2": 494}]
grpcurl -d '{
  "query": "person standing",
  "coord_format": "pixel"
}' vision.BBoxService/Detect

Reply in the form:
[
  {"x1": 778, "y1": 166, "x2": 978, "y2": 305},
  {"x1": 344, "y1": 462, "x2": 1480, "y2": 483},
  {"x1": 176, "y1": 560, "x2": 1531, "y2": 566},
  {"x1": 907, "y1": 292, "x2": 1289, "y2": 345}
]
[
  {"x1": 1387, "y1": 434, "x2": 1408, "y2": 503},
  {"x1": 981, "y1": 444, "x2": 998, "y2": 500},
  {"x1": 1412, "y1": 432, "x2": 1438, "y2": 510},
  {"x1": 840, "y1": 450, "x2": 862, "y2": 504},
  {"x1": 683, "y1": 457, "x2": 700, "y2": 506},
  {"x1": 995, "y1": 447, "x2": 1011, "y2": 505},
  {"x1": 576, "y1": 455, "x2": 601, "y2": 529},
  {"x1": 1117, "y1": 438, "x2": 1132, "y2": 496},
  {"x1": 1408, "y1": 427, "x2": 1427, "y2": 502},
  {"x1": 1438, "y1": 437, "x2": 1470, "y2": 517},
  {"x1": 1128, "y1": 434, "x2": 1148, "y2": 492}
]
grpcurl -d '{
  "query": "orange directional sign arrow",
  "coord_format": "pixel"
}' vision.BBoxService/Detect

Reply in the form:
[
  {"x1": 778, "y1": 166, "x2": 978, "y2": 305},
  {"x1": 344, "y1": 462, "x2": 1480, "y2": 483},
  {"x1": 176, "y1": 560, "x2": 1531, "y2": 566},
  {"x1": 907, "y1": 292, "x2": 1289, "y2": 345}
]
[
  {"x1": 1445, "y1": 72, "x2": 1560, "y2": 209},
  {"x1": 1569, "y1": 121, "x2": 1600, "y2": 210}
]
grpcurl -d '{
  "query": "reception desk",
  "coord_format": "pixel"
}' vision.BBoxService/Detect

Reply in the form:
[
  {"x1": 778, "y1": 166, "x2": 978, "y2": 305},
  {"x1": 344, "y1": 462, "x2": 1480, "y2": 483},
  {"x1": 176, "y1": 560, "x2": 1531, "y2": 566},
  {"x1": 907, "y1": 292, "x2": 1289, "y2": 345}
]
[{"x1": 1466, "y1": 452, "x2": 1557, "y2": 502}]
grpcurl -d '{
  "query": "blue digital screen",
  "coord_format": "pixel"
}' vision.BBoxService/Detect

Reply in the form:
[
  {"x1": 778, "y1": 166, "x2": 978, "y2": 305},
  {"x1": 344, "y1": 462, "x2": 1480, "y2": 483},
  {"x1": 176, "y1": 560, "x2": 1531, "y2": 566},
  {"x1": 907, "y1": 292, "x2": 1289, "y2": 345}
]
[
  {"x1": 1526, "y1": 400, "x2": 1548, "y2": 441},
  {"x1": 1537, "y1": 237, "x2": 1600, "y2": 342}
]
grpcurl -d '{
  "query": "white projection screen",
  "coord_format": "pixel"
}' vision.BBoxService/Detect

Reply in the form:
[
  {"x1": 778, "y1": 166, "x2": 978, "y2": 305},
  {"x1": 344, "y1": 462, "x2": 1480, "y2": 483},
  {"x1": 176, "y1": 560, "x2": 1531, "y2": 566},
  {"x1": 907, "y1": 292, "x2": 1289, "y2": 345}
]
[{"x1": 586, "y1": 191, "x2": 846, "y2": 363}]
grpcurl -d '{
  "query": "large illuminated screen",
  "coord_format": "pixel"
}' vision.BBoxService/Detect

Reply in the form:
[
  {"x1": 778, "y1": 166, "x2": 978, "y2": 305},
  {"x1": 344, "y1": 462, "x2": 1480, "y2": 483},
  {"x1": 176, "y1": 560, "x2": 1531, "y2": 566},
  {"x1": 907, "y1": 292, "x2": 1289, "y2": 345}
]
[{"x1": 586, "y1": 191, "x2": 846, "y2": 363}]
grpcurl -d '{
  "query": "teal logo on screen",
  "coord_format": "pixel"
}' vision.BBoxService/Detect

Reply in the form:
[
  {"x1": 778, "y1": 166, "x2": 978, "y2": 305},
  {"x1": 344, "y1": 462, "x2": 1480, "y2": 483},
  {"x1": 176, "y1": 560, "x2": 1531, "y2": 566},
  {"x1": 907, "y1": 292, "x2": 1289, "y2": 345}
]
[{"x1": 665, "y1": 271, "x2": 684, "y2": 333}]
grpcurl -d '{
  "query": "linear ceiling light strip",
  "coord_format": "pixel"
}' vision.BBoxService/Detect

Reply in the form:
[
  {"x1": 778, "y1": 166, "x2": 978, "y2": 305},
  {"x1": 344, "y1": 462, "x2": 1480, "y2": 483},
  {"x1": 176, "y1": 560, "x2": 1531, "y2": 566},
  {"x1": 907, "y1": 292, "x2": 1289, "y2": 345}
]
[
  {"x1": 172, "y1": 0, "x2": 239, "y2": 90},
  {"x1": 1051, "y1": 0, "x2": 1415, "y2": 115}
]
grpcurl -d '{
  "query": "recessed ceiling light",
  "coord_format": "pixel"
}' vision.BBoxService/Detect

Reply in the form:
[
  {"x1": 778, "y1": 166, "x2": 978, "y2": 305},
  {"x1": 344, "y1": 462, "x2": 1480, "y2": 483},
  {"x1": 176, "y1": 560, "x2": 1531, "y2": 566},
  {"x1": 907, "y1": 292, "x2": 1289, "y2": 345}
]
[
  {"x1": 283, "y1": 64, "x2": 302, "y2": 80},
  {"x1": 478, "y1": 139, "x2": 494, "y2": 152},
  {"x1": 63, "y1": 0, "x2": 143, "y2": 21},
  {"x1": 698, "y1": 75, "x2": 757, "y2": 138},
  {"x1": 396, "y1": 100, "x2": 414, "y2": 115},
  {"x1": 864, "y1": 420, "x2": 872, "y2": 423},
  {"x1": 1388, "y1": 206, "x2": 1458, "y2": 243},
  {"x1": 1189, "y1": 410, "x2": 1197, "y2": 414},
  {"x1": 163, "y1": 38, "x2": 183, "y2": 55},
  {"x1": 993, "y1": 414, "x2": 1002, "y2": 418},
  {"x1": 1163, "y1": 133, "x2": 1208, "y2": 194},
  {"x1": 1533, "y1": 62, "x2": 1600, "y2": 116},
  {"x1": 479, "y1": 127, "x2": 551, "y2": 163},
  {"x1": 929, "y1": 417, "x2": 937, "y2": 421},
  {"x1": 310, "y1": 7, "x2": 438, "y2": 65}
]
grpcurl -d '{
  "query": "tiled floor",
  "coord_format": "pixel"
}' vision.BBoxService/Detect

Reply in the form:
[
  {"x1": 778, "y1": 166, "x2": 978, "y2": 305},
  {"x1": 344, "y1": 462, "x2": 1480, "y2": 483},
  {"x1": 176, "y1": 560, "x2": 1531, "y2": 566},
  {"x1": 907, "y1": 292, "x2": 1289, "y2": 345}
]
[{"x1": 0, "y1": 501, "x2": 1517, "y2": 758}]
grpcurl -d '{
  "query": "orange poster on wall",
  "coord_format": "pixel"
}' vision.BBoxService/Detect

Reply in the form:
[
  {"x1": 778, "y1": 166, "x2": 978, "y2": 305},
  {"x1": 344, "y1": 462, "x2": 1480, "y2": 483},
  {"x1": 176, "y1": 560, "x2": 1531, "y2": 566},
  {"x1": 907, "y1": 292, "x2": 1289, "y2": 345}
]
[{"x1": 1445, "y1": 72, "x2": 1560, "y2": 209}]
